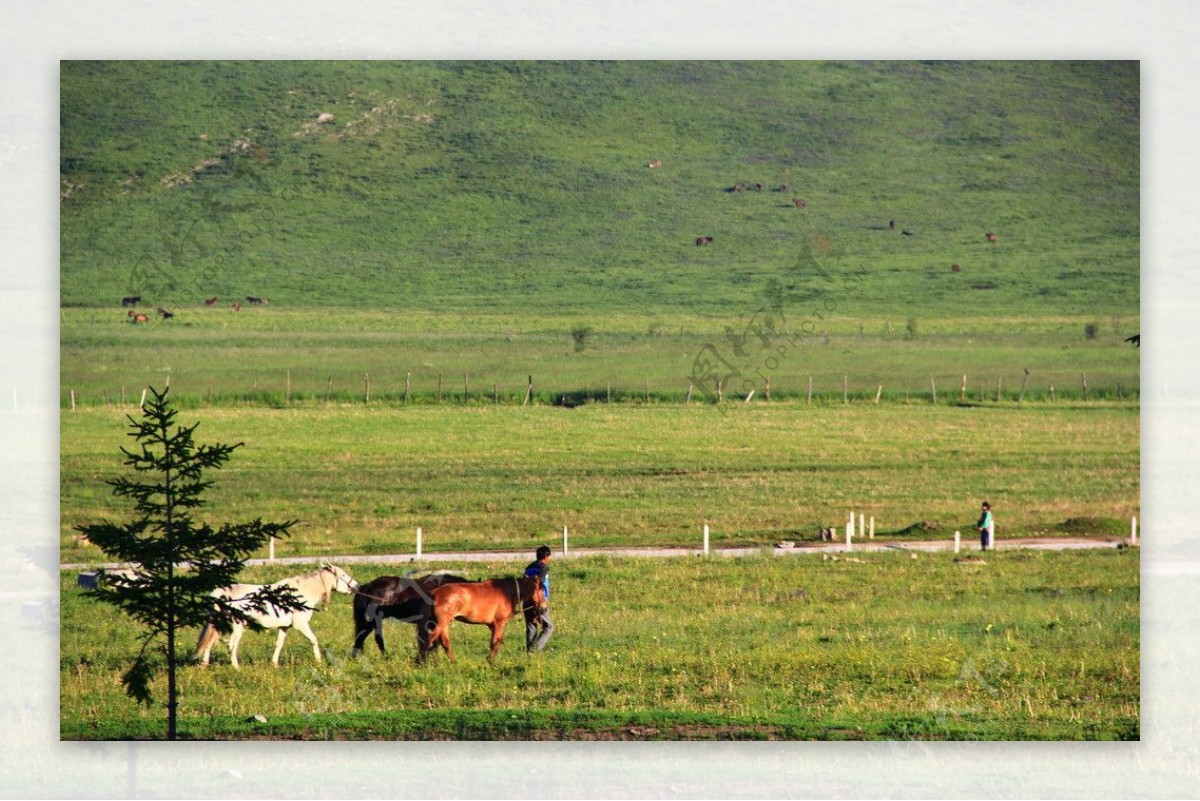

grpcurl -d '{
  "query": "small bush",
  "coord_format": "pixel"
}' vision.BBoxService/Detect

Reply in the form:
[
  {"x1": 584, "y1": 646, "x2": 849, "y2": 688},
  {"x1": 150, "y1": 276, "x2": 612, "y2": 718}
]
[{"x1": 571, "y1": 325, "x2": 594, "y2": 352}]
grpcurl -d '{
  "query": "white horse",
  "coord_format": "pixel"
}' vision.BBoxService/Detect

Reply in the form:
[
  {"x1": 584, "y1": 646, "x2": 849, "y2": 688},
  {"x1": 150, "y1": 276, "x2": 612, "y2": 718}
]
[{"x1": 193, "y1": 563, "x2": 358, "y2": 669}]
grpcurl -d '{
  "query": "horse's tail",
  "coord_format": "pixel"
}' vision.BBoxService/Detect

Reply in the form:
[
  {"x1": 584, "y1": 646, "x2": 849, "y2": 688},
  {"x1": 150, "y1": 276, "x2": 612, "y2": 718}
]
[{"x1": 192, "y1": 621, "x2": 220, "y2": 662}]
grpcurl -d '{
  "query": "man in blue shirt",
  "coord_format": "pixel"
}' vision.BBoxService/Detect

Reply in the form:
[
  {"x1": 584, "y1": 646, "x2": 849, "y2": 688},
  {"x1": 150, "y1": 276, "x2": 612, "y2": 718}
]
[{"x1": 524, "y1": 545, "x2": 553, "y2": 652}]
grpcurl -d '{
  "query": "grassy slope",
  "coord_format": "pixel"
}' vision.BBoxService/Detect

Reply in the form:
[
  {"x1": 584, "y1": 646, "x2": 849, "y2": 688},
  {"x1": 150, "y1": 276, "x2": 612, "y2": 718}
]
[{"x1": 60, "y1": 61, "x2": 1139, "y2": 319}]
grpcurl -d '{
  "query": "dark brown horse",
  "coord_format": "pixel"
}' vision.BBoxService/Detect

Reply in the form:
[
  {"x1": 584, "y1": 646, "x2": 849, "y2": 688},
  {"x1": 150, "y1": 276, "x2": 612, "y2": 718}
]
[
  {"x1": 351, "y1": 572, "x2": 470, "y2": 657},
  {"x1": 420, "y1": 577, "x2": 547, "y2": 663}
]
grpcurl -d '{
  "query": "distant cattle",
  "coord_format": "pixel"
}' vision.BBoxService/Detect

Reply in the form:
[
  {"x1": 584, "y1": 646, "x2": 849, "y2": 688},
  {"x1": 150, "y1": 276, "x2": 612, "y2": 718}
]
[
  {"x1": 647, "y1": 159, "x2": 663, "y2": 169},
  {"x1": 121, "y1": 295, "x2": 141, "y2": 307},
  {"x1": 157, "y1": 307, "x2": 174, "y2": 320},
  {"x1": 902, "y1": 229, "x2": 915, "y2": 237},
  {"x1": 986, "y1": 232, "x2": 997, "y2": 242},
  {"x1": 889, "y1": 220, "x2": 896, "y2": 230},
  {"x1": 951, "y1": 263, "x2": 962, "y2": 273},
  {"x1": 246, "y1": 296, "x2": 268, "y2": 305},
  {"x1": 792, "y1": 198, "x2": 807, "y2": 208},
  {"x1": 695, "y1": 236, "x2": 714, "y2": 246},
  {"x1": 127, "y1": 310, "x2": 149, "y2": 324},
  {"x1": 232, "y1": 302, "x2": 242, "y2": 311},
  {"x1": 204, "y1": 296, "x2": 218, "y2": 306}
]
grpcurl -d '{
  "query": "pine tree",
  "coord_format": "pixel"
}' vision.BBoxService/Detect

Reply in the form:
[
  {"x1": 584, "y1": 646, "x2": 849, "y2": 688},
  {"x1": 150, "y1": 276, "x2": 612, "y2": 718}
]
[{"x1": 77, "y1": 387, "x2": 300, "y2": 739}]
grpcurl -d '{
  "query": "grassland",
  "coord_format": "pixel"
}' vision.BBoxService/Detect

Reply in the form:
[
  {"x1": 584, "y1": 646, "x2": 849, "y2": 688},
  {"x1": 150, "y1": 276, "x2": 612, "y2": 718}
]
[
  {"x1": 59, "y1": 550, "x2": 1139, "y2": 740},
  {"x1": 60, "y1": 403, "x2": 1139, "y2": 564},
  {"x1": 59, "y1": 61, "x2": 1140, "y2": 741},
  {"x1": 60, "y1": 61, "x2": 1137, "y2": 322}
]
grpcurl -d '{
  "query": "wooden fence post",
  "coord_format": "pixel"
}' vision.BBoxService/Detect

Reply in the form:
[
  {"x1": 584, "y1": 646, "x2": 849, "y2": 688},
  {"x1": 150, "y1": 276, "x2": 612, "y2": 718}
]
[
  {"x1": 325, "y1": 376, "x2": 333, "y2": 403},
  {"x1": 437, "y1": 374, "x2": 443, "y2": 403},
  {"x1": 843, "y1": 376, "x2": 849, "y2": 405},
  {"x1": 685, "y1": 381, "x2": 693, "y2": 404},
  {"x1": 364, "y1": 373, "x2": 371, "y2": 404},
  {"x1": 70, "y1": 390, "x2": 76, "y2": 411},
  {"x1": 494, "y1": 383, "x2": 499, "y2": 405},
  {"x1": 524, "y1": 375, "x2": 533, "y2": 407},
  {"x1": 1050, "y1": 384, "x2": 1056, "y2": 402},
  {"x1": 1081, "y1": 373, "x2": 1088, "y2": 400},
  {"x1": 1019, "y1": 368, "x2": 1030, "y2": 402},
  {"x1": 869, "y1": 516, "x2": 875, "y2": 539},
  {"x1": 765, "y1": 376, "x2": 771, "y2": 403},
  {"x1": 961, "y1": 374, "x2": 967, "y2": 403},
  {"x1": 859, "y1": 513, "x2": 865, "y2": 541},
  {"x1": 744, "y1": 389, "x2": 755, "y2": 404},
  {"x1": 563, "y1": 525, "x2": 569, "y2": 556},
  {"x1": 286, "y1": 371, "x2": 292, "y2": 404},
  {"x1": 464, "y1": 372, "x2": 470, "y2": 404},
  {"x1": 416, "y1": 526, "x2": 423, "y2": 559},
  {"x1": 1130, "y1": 517, "x2": 1138, "y2": 546},
  {"x1": 807, "y1": 375, "x2": 813, "y2": 406},
  {"x1": 703, "y1": 524, "x2": 710, "y2": 555},
  {"x1": 717, "y1": 379, "x2": 724, "y2": 404},
  {"x1": 930, "y1": 377, "x2": 937, "y2": 404},
  {"x1": 269, "y1": 536, "x2": 275, "y2": 561},
  {"x1": 954, "y1": 530, "x2": 961, "y2": 554},
  {"x1": 139, "y1": 388, "x2": 147, "y2": 409},
  {"x1": 405, "y1": 372, "x2": 411, "y2": 404},
  {"x1": 875, "y1": 385, "x2": 883, "y2": 405}
]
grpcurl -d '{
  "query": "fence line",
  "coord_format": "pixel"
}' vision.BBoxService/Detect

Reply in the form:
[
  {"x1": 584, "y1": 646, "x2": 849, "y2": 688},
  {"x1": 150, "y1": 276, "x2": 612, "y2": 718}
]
[{"x1": 61, "y1": 371, "x2": 1141, "y2": 410}]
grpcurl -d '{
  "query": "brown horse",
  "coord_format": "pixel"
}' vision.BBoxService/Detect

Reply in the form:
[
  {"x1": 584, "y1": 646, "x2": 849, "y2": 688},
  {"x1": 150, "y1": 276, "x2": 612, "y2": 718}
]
[
  {"x1": 420, "y1": 576, "x2": 546, "y2": 663},
  {"x1": 351, "y1": 572, "x2": 470, "y2": 657}
]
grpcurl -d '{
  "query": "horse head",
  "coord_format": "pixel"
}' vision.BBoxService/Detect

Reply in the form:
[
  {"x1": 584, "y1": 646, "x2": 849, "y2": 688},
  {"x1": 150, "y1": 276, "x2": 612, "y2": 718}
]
[
  {"x1": 526, "y1": 576, "x2": 548, "y2": 612},
  {"x1": 321, "y1": 563, "x2": 359, "y2": 594}
]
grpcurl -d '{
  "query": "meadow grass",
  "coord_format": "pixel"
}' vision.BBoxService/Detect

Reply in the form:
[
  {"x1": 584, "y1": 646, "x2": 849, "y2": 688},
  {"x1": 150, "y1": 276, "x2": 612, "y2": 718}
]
[
  {"x1": 59, "y1": 550, "x2": 1139, "y2": 740},
  {"x1": 61, "y1": 403, "x2": 1139, "y2": 564},
  {"x1": 61, "y1": 61, "x2": 1137, "y2": 321}
]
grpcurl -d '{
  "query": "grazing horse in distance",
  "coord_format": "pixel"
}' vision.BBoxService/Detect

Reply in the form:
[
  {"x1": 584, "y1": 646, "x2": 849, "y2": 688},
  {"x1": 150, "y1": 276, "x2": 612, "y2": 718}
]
[
  {"x1": 127, "y1": 310, "x2": 149, "y2": 324},
  {"x1": 246, "y1": 296, "x2": 268, "y2": 305},
  {"x1": 951, "y1": 263, "x2": 962, "y2": 273},
  {"x1": 695, "y1": 236, "x2": 714, "y2": 246},
  {"x1": 157, "y1": 307, "x2": 174, "y2": 320},
  {"x1": 351, "y1": 572, "x2": 471, "y2": 657},
  {"x1": 646, "y1": 159, "x2": 663, "y2": 169},
  {"x1": 792, "y1": 198, "x2": 807, "y2": 207},
  {"x1": 192, "y1": 564, "x2": 358, "y2": 669},
  {"x1": 231, "y1": 302, "x2": 242, "y2": 311},
  {"x1": 420, "y1": 576, "x2": 547, "y2": 663},
  {"x1": 204, "y1": 296, "x2": 219, "y2": 306},
  {"x1": 986, "y1": 232, "x2": 997, "y2": 242},
  {"x1": 121, "y1": 295, "x2": 141, "y2": 307}
]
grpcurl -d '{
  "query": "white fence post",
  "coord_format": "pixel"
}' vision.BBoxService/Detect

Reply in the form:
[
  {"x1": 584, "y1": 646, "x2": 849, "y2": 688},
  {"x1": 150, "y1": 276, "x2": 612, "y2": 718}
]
[
  {"x1": 703, "y1": 524, "x2": 710, "y2": 555},
  {"x1": 847, "y1": 512, "x2": 855, "y2": 540},
  {"x1": 859, "y1": 513, "x2": 865, "y2": 541},
  {"x1": 269, "y1": 536, "x2": 275, "y2": 562},
  {"x1": 416, "y1": 526, "x2": 423, "y2": 559},
  {"x1": 1131, "y1": 517, "x2": 1138, "y2": 546},
  {"x1": 846, "y1": 523, "x2": 853, "y2": 552},
  {"x1": 869, "y1": 516, "x2": 875, "y2": 540},
  {"x1": 954, "y1": 531, "x2": 961, "y2": 554},
  {"x1": 563, "y1": 525, "x2": 569, "y2": 556}
]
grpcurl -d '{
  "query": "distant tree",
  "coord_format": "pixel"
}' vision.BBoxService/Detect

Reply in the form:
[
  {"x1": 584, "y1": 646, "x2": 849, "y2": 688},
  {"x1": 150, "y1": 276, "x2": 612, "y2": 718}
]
[{"x1": 76, "y1": 387, "x2": 300, "y2": 740}]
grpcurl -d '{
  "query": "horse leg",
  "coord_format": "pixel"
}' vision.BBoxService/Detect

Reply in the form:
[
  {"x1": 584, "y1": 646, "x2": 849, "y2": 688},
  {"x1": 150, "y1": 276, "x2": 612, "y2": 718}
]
[
  {"x1": 228, "y1": 623, "x2": 245, "y2": 670},
  {"x1": 193, "y1": 623, "x2": 217, "y2": 666},
  {"x1": 373, "y1": 610, "x2": 387, "y2": 654},
  {"x1": 293, "y1": 618, "x2": 322, "y2": 664},
  {"x1": 487, "y1": 621, "x2": 505, "y2": 663},
  {"x1": 271, "y1": 628, "x2": 290, "y2": 667}
]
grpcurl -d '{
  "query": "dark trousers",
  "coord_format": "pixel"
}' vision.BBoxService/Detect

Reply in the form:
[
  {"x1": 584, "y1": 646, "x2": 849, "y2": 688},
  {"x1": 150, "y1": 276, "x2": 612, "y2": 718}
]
[{"x1": 525, "y1": 608, "x2": 553, "y2": 651}]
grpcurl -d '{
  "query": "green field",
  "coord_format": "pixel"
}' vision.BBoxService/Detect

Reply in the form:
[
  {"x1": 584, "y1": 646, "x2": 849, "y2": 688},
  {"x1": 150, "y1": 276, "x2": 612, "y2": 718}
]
[
  {"x1": 60, "y1": 403, "x2": 1139, "y2": 564},
  {"x1": 60, "y1": 60, "x2": 1139, "y2": 740},
  {"x1": 59, "y1": 550, "x2": 1139, "y2": 740}
]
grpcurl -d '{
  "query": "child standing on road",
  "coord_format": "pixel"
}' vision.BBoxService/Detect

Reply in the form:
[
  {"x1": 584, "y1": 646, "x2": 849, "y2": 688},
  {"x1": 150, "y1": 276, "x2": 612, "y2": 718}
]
[{"x1": 977, "y1": 502, "x2": 995, "y2": 551}]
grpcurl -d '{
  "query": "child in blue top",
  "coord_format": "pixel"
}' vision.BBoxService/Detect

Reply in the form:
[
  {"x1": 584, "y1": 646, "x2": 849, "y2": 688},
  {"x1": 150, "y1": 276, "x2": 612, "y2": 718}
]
[{"x1": 977, "y1": 502, "x2": 994, "y2": 551}]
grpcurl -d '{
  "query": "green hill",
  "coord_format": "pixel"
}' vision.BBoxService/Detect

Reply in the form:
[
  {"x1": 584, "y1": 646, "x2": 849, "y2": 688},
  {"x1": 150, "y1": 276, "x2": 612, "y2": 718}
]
[{"x1": 60, "y1": 60, "x2": 1138, "y2": 318}]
